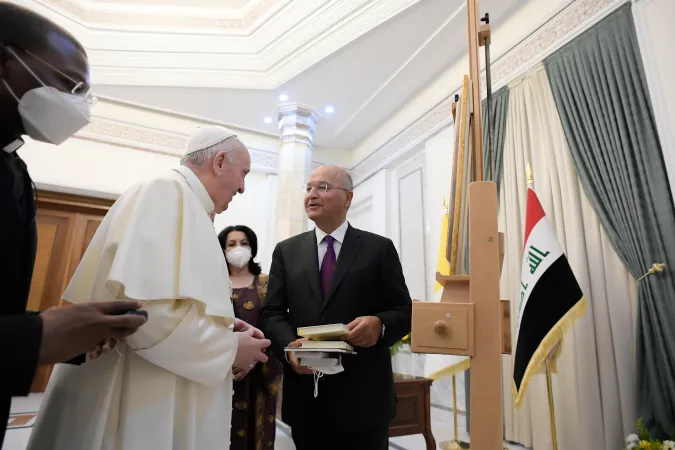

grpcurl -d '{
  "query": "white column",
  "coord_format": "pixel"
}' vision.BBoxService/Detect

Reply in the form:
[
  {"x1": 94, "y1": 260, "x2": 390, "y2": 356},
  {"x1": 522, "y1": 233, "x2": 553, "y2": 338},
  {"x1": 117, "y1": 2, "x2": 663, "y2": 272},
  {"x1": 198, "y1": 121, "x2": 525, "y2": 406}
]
[
  {"x1": 259, "y1": 173, "x2": 278, "y2": 273},
  {"x1": 274, "y1": 102, "x2": 320, "y2": 242}
]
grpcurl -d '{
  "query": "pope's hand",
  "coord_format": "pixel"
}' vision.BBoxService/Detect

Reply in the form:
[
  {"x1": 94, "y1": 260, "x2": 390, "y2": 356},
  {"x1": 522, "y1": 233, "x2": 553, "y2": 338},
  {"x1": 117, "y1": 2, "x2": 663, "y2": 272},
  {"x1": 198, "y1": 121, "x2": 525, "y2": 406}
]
[
  {"x1": 89, "y1": 338, "x2": 119, "y2": 360},
  {"x1": 233, "y1": 327, "x2": 271, "y2": 371},
  {"x1": 233, "y1": 318, "x2": 265, "y2": 339},
  {"x1": 233, "y1": 366, "x2": 249, "y2": 381},
  {"x1": 287, "y1": 338, "x2": 312, "y2": 375},
  {"x1": 342, "y1": 316, "x2": 382, "y2": 348}
]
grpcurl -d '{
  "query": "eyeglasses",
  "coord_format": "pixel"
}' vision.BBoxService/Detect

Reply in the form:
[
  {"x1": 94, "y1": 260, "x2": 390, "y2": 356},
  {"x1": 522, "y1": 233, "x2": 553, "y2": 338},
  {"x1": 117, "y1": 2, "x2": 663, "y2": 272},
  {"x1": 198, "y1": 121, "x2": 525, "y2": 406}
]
[
  {"x1": 19, "y1": 48, "x2": 98, "y2": 107},
  {"x1": 303, "y1": 183, "x2": 351, "y2": 194}
]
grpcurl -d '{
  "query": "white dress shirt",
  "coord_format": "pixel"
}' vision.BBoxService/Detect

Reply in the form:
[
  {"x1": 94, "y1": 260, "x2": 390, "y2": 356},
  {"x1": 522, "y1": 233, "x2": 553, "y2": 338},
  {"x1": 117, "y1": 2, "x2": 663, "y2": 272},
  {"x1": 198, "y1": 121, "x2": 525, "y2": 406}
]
[{"x1": 315, "y1": 220, "x2": 349, "y2": 269}]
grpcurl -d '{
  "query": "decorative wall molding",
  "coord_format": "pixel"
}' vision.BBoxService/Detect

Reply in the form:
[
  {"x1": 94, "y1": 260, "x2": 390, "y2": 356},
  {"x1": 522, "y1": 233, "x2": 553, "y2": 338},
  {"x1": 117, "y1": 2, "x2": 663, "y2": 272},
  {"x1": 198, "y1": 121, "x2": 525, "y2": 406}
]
[
  {"x1": 75, "y1": 116, "x2": 280, "y2": 172},
  {"x1": 39, "y1": 0, "x2": 284, "y2": 30},
  {"x1": 80, "y1": 118, "x2": 186, "y2": 153},
  {"x1": 48, "y1": 0, "x2": 631, "y2": 184},
  {"x1": 351, "y1": 98, "x2": 453, "y2": 184},
  {"x1": 395, "y1": 159, "x2": 428, "y2": 300},
  {"x1": 250, "y1": 149, "x2": 280, "y2": 173},
  {"x1": 351, "y1": 0, "x2": 627, "y2": 186},
  {"x1": 349, "y1": 194, "x2": 374, "y2": 219},
  {"x1": 66, "y1": 96, "x2": 338, "y2": 174},
  {"x1": 35, "y1": 181, "x2": 121, "y2": 201}
]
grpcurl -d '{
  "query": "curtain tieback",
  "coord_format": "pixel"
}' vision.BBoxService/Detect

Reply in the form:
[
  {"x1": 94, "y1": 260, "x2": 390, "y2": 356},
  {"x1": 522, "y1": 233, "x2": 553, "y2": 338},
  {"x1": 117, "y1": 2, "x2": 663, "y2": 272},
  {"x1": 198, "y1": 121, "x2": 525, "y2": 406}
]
[{"x1": 636, "y1": 263, "x2": 665, "y2": 282}]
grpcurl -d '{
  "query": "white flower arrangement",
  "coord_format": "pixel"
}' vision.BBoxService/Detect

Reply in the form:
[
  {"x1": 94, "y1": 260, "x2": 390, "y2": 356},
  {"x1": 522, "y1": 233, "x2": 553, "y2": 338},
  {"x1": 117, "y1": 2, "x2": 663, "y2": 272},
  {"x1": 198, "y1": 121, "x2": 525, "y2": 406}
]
[{"x1": 624, "y1": 418, "x2": 675, "y2": 450}]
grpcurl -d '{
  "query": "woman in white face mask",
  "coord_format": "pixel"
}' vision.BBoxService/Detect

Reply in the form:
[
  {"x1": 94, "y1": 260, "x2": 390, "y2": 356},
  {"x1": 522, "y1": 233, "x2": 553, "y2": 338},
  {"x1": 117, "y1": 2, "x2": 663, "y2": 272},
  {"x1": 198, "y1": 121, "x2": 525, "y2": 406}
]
[{"x1": 217, "y1": 225, "x2": 282, "y2": 450}]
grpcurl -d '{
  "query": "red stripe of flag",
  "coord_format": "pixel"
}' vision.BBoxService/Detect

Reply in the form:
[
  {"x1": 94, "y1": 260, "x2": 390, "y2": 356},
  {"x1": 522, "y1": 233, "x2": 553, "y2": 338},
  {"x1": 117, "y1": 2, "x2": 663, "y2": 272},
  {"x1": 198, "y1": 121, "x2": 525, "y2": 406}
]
[{"x1": 523, "y1": 188, "x2": 546, "y2": 250}]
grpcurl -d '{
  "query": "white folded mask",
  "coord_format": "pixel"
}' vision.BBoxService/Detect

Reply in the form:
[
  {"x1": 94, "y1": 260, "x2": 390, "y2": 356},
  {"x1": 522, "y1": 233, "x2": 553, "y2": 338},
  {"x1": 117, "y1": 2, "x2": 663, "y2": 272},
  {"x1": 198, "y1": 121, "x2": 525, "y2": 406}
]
[{"x1": 305, "y1": 355, "x2": 344, "y2": 398}]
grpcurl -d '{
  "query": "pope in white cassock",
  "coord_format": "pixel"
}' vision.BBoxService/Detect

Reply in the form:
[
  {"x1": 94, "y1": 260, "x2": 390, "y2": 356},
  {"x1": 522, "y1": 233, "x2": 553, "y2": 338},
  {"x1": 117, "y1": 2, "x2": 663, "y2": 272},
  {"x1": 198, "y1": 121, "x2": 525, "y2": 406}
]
[{"x1": 27, "y1": 126, "x2": 271, "y2": 450}]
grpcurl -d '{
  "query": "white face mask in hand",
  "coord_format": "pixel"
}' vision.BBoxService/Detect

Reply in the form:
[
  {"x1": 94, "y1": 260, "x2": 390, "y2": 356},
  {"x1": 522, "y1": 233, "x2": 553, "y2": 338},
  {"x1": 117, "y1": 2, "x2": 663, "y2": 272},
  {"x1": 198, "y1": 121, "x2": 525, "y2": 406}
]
[
  {"x1": 226, "y1": 246, "x2": 252, "y2": 268},
  {"x1": 307, "y1": 355, "x2": 344, "y2": 398},
  {"x1": 2, "y1": 48, "x2": 91, "y2": 145}
]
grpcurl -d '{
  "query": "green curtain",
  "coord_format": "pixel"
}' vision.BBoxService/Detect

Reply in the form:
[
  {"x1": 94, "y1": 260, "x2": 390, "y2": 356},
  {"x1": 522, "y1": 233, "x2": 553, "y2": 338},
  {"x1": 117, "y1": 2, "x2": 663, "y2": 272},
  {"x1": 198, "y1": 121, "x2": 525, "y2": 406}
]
[
  {"x1": 464, "y1": 86, "x2": 510, "y2": 434},
  {"x1": 482, "y1": 86, "x2": 510, "y2": 188},
  {"x1": 544, "y1": 4, "x2": 675, "y2": 437},
  {"x1": 463, "y1": 89, "x2": 510, "y2": 275}
]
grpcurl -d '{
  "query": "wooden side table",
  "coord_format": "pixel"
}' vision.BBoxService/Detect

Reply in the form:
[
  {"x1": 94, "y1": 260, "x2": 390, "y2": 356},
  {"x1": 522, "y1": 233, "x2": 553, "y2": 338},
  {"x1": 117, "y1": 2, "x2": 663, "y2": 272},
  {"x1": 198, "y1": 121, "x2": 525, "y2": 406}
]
[{"x1": 389, "y1": 374, "x2": 436, "y2": 450}]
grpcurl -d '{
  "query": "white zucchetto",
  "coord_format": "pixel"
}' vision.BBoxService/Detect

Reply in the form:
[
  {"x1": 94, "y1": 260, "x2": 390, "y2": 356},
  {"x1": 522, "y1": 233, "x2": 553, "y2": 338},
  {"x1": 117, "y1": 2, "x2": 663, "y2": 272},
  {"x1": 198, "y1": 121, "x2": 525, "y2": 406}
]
[{"x1": 184, "y1": 125, "x2": 237, "y2": 156}]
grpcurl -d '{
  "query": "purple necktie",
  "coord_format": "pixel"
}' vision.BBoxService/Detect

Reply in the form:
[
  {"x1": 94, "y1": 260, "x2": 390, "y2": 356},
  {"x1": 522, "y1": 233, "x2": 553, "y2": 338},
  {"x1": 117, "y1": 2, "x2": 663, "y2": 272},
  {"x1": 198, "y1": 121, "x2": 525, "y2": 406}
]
[{"x1": 320, "y1": 235, "x2": 337, "y2": 296}]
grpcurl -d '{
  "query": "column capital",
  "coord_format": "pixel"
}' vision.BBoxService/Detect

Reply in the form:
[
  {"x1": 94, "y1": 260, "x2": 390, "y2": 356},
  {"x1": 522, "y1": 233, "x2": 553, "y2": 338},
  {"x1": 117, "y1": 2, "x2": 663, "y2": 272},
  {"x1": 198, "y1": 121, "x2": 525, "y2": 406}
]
[{"x1": 276, "y1": 102, "x2": 320, "y2": 146}]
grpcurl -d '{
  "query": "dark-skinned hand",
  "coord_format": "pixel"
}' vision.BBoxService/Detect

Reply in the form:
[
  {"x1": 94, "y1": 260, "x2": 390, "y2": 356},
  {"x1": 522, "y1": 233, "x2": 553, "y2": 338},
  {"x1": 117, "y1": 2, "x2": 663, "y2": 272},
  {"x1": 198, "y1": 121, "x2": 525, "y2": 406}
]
[{"x1": 39, "y1": 301, "x2": 148, "y2": 365}]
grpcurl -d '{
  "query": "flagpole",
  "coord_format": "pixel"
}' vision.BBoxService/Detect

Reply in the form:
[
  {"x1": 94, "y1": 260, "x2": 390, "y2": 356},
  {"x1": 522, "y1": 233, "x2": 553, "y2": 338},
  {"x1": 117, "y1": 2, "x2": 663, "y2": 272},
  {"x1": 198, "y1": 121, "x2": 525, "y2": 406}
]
[
  {"x1": 545, "y1": 358, "x2": 559, "y2": 450},
  {"x1": 528, "y1": 163, "x2": 558, "y2": 450},
  {"x1": 438, "y1": 373, "x2": 463, "y2": 450},
  {"x1": 452, "y1": 374, "x2": 460, "y2": 449}
]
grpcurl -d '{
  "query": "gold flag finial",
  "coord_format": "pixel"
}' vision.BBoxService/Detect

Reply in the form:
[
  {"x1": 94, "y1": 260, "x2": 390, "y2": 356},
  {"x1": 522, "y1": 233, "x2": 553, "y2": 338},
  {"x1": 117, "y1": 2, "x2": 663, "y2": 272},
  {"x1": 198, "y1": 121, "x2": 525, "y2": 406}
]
[{"x1": 526, "y1": 163, "x2": 534, "y2": 185}]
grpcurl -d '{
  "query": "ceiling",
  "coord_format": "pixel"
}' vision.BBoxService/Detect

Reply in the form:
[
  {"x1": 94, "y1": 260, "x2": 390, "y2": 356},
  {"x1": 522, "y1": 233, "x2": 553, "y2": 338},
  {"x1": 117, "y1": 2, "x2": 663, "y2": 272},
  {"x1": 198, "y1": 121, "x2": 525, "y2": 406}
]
[
  {"x1": 87, "y1": 0, "x2": 253, "y2": 7},
  {"x1": 35, "y1": 0, "x2": 528, "y2": 150}
]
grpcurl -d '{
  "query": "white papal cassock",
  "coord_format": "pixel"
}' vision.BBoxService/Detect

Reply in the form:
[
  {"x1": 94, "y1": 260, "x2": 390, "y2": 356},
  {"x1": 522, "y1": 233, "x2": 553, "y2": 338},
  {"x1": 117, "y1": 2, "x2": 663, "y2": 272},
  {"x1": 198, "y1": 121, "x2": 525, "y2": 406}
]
[{"x1": 27, "y1": 165, "x2": 238, "y2": 450}]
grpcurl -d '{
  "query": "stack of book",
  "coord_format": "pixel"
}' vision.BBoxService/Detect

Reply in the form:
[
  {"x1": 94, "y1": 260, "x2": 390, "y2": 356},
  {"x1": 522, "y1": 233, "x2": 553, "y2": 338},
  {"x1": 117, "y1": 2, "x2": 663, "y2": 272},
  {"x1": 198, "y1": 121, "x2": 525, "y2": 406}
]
[{"x1": 284, "y1": 324, "x2": 356, "y2": 359}]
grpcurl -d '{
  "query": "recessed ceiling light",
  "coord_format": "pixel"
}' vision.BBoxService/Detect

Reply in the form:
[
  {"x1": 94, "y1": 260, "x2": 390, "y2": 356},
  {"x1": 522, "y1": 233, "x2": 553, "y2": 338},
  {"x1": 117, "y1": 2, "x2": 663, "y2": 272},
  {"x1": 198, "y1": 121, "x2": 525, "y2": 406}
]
[
  {"x1": 279, "y1": 94, "x2": 289, "y2": 102},
  {"x1": 324, "y1": 105, "x2": 335, "y2": 114},
  {"x1": 264, "y1": 117, "x2": 272, "y2": 124}
]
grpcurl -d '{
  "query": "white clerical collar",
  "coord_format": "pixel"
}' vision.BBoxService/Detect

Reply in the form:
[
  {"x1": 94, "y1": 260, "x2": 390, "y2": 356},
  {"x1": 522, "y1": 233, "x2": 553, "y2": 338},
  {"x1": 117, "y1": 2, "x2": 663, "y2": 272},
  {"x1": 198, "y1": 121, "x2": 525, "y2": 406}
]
[
  {"x1": 315, "y1": 220, "x2": 349, "y2": 246},
  {"x1": 172, "y1": 165, "x2": 215, "y2": 214},
  {"x1": 3, "y1": 138, "x2": 24, "y2": 154}
]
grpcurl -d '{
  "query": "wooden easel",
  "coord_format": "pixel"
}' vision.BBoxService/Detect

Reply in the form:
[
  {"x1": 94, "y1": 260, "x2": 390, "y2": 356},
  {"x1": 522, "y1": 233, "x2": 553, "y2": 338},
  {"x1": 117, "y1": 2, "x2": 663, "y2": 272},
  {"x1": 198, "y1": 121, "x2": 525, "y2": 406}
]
[{"x1": 411, "y1": 1, "x2": 510, "y2": 449}]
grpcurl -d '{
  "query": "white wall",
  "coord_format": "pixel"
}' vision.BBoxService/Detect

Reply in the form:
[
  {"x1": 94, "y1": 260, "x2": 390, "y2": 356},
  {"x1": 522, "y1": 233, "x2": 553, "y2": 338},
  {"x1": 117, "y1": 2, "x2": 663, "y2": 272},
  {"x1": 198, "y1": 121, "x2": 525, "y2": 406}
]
[
  {"x1": 354, "y1": 127, "x2": 455, "y2": 309},
  {"x1": 353, "y1": 124, "x2": 469, "y2": 414},
  {"x1": 19, "y1": 98, "x2": 280, "y2": 273},
  {"x1": 373, "y1": 125, "x2": 455, "y2": 304},
  {"x1": 634, "y1": 0, "x2": 675, "y2": 198},
  {"x1": 347, "y1": 0, "x2": 675, "y2": 425},
  {"x1": 347, "y1": 169, "x2": 388, "y2": 236},
  {"x1": 214, "y1": 173, "x2": 278, "y2": 274},
  {"x1": 21, "y1": 135, "x2": 279, "y2": 273},
  {"x1": 351, "y1": 0, "x2": 575, "y2": 167},
  {"x1": 419, "y1": 125, "x2": 471, "y2": 414},
  {"x1": 393, "y1": 154, "x2": 428, "y2": 303},
  {"x1": 423, "y1": 125, "x2": 455, "y2": 302},
  {"x1": 350, "y1": 0, "x2": 658, "y2": 192},
  {"x1": 21, "y1": 137, "x2": 178, "y2": 196}
]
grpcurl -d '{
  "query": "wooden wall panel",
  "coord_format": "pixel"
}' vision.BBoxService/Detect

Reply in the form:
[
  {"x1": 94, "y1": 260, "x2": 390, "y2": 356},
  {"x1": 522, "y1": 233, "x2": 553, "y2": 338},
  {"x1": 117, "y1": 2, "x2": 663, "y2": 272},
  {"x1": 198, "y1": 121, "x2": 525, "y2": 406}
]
[
  {"x1": 27, "y1": 191, "x2": 114, "y2": 393},
  {"x1": 66, "y1": 215, "x2": 103, "y2": 283},
  {"x1": 28, "y1": 212, "x2": 74, "y2": 312},
  {"x1": 25, "y1": 223, "x2": 57, "y2": 312},
  {"x1": 83, "y1": 219, "x2": 100, "y2": 251}
]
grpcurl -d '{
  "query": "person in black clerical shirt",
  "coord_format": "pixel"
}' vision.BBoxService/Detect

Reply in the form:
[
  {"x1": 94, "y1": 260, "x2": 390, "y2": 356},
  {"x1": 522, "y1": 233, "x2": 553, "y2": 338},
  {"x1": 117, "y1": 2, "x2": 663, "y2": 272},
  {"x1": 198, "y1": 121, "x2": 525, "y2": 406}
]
[{"x1": 0, "y1": 3, "x2": 148, "y2": 446}]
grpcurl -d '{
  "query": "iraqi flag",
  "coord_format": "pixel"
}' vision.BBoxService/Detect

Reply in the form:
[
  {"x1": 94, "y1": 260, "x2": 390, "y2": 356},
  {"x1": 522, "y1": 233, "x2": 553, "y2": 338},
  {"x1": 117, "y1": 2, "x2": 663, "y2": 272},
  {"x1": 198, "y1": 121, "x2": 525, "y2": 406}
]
[{"x1": 512, "y1": 186, "x2": 587, "y2": 409}]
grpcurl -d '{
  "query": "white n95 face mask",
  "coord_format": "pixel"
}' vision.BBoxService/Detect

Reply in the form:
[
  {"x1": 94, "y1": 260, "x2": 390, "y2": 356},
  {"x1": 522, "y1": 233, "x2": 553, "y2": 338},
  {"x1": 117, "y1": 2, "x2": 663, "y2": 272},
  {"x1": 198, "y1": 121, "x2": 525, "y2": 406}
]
[
  {"x1": 306, "y1": 355, "x2": 344, "y2": 398},
  {"x1": 17, "y1": 87, "x2": 91, "y2": 145},
  {"x1": 2, "y1": 48, "x2": 91, "y2": 145},
  {"x1": 226, "y1": 246, "x2": 252, "y2": 268}
]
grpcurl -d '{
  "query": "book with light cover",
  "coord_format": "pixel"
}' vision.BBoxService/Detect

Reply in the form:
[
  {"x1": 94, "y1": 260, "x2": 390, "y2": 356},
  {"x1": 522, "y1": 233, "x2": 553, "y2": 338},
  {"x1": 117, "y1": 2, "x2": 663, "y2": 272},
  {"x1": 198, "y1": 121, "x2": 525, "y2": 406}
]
[
  {"x1": 297, "y1": 324, "x2": 350, "y2": 341},
  {"x1": 300, "y1": 340, "x2": 353, "y2": 352}
]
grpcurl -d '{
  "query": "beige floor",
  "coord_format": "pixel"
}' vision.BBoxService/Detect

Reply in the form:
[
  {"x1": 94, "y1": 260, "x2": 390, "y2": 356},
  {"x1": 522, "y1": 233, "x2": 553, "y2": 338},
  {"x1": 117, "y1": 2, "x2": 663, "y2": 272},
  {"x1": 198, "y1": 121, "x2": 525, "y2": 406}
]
[{"x1": 4, "y1": 394, "x2": 529, "y2": 450}]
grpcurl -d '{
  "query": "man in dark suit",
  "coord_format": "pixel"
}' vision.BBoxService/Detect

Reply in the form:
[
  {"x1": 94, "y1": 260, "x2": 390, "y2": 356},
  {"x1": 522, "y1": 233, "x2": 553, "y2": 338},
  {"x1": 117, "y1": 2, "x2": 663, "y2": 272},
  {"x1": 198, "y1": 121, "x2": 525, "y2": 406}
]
[
  {"x1": 0, "y1": 4, "x2": 147, "y2": 445},
  {"x1": 260, "y1": 165, "x2": 412, "y2": 450}
]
